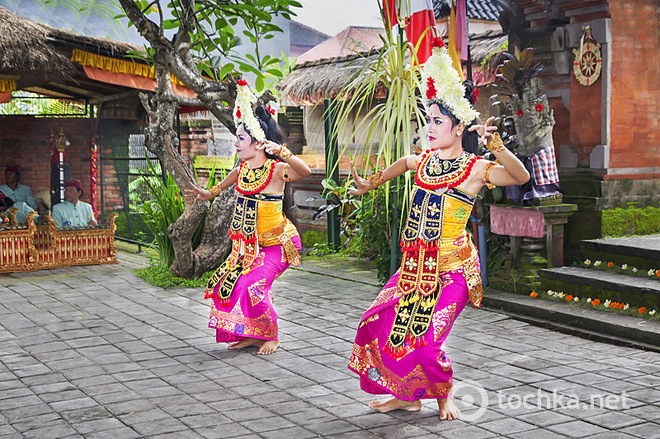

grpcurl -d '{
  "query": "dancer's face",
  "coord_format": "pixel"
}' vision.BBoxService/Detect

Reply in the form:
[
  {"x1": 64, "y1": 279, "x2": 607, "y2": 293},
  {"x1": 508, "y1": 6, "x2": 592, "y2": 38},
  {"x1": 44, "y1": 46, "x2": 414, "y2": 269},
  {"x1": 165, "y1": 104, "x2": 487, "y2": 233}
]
[
  {"x1": 425, "y1": 104, "x2": 462, "y2": 150},
  {"x1": 235, "y1": 124, "x2": 261, "y2": 161}
]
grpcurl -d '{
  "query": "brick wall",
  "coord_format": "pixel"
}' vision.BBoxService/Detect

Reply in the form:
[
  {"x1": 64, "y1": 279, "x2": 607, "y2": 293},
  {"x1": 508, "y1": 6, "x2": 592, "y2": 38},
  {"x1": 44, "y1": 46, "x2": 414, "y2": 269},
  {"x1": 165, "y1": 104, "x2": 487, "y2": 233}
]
[
  {"x1": 0, "y1": 116, "x2": 93, "y2": 207},
  {"x1": 608, "y1": 0, "x2": 660, "y2": 171},
  {"x1": 570, "y1": 73, "x2": 603, "y2": 164}
]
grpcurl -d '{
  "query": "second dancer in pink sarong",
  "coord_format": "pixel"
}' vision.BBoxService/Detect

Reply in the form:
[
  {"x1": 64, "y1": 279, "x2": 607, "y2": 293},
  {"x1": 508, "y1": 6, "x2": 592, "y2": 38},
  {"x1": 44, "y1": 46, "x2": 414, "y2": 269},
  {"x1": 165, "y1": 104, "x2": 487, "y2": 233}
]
[
  {"x1": 185, "y1": 81, "x2": 310, "y2": 355},
  {"x1": 348, "y1": 39, "x2": 530, "y2": 420}
]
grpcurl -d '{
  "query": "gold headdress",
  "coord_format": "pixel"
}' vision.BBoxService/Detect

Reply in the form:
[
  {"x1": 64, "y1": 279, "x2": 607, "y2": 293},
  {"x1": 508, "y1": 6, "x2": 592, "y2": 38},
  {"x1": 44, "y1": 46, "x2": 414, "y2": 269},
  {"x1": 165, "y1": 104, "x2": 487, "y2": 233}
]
[
  {"x1": 421, "y1": 39, "x2": 479, "y2": 126},
  {"x1": 233, "y1": 80, "x2": 266, "y2": 142}
]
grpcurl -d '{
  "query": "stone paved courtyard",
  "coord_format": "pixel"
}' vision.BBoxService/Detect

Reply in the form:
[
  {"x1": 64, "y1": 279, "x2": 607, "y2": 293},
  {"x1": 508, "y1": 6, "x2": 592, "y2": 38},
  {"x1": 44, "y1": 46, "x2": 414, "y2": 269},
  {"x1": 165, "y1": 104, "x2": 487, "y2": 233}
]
[{"x1": 0, "y1": 251, "x2": 659, "y2": 438}]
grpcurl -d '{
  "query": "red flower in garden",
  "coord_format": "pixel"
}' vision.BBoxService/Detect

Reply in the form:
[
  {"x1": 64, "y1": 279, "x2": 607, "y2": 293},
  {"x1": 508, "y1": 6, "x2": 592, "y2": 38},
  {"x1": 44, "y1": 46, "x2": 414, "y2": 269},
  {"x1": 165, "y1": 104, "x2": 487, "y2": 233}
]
[
  {"x1": 607, "y1": 262, "x2": 614, "y2": 267},
  {"x1": 565, "y1": 295, "x2": 574, "y2": 302},
  {"x1": 638, "y1": 307, "x2": 647, "y2": 314},
  {"x1": 530, "y1": 292, "x2": 538, "y2": 298},
  {"x1": 592, "y1": 299, "x2": 601, "y2": 306},
  {"x1": 237, "y1": 79, "x2": 247, "y2": 86},
  {"x1": 426, "y1": 77, "x2": 437, "y2": 100},
  {"x1": 535, "y1": 104, "x2": 544, "y2": 112},
  {"x1": 516, "y1": 110, "x2": 523, "y2": 117}
]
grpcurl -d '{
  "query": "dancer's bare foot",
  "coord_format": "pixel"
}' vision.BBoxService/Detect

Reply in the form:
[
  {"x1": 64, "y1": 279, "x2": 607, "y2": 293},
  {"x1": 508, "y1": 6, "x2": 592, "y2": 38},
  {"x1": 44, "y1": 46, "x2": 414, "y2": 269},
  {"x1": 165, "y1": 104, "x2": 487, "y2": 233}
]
[
  {"x1": 256, "y1": 340, "x2": 280, "y2": 355},
  {"x1": 368, "y1": 398, "x2": 422, "y2": 413},
  {"x1": 227, "y1": 337, "x2": 261, "y2": 350},
  {"x1": 438, "y1": 397, "x2": 460, "y2": 420}
]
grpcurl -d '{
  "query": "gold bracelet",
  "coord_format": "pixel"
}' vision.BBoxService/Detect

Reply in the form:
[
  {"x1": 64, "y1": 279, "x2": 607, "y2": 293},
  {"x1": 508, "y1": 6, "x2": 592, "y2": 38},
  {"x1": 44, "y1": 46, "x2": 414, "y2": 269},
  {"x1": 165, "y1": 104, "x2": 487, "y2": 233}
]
[
  {"x1": 486, "y1": 132, "x2": 506, "y2": 153},
  {"x1": 209, "y1": 183, "x2": 222, "y2": 197},
  {"x1": 367, "y1": 171, "x2": 384, "y2": 188},
  {"x1": 483, "y1": 161, "x2": 497, "y2": 189},
  {"x1": 279, "y1": 144, "x2": 293, "y2": 160}
]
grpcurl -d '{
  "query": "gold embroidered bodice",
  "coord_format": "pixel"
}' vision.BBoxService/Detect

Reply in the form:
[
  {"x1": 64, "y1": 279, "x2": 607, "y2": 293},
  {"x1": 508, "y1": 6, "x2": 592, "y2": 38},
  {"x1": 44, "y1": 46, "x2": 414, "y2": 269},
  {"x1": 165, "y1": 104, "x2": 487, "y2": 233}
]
[{"x1": 256, "y1": 195, "x2": 298, "y2": 246}]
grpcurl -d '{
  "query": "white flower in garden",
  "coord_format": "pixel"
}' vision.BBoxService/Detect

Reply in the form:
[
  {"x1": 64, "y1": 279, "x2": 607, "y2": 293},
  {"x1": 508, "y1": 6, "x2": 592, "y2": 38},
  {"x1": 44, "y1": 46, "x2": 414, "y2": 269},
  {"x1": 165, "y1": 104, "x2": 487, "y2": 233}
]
[
  {"x1": 633, "y1": 267, "x2": 638, "y2": 273},
  {"x1": 584, "y1": 259, "x2": 592, "y2": 266},
  {"x1": 587, "y1": 298, "x2": 592, "y2": 303},
  {"x1": 623, "y1": 304, "x2": 629, "y2": 310},
  {"x1": 594, "y1": 260, "x2": 602, "y2": 266},
  {"x1": 622, "y1": 264, "x2": 628, "y2": 270},
  {"x1": 649, "y1": 310, "x2": 656, "y2": 315},
  {"x1": 574, "y1": 297, "x2": 579, "y2": 302},
  {"x1": 648, "y1": 269, "x2": 655, "y2": 276},
  {"x1": 604, "y1": 300, "x2": 611, "y2": 308}
]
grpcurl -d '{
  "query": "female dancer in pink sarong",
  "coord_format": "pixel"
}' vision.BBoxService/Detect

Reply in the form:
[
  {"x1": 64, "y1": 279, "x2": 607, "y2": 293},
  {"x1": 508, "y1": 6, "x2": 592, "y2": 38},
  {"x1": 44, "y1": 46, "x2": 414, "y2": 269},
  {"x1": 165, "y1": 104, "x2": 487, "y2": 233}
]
[
  {"x1": 185, "y1": 81, "x2": 310, "y2": 355},
  {"x1": 347, "y1": 39, "x2": 530, "y2": 419}
]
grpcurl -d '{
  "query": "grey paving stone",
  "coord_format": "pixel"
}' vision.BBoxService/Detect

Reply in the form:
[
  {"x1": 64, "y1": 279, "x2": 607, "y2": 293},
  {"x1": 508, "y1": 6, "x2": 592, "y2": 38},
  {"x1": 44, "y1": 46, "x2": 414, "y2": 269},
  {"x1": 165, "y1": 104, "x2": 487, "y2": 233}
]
[
  {"x1": 516, "y1": 409, "x2": 576, "y2": 427},
  {"x1": 194, "y1": 423, "x2": 254, "y2": 438},
  {"x1": 7, "y1": 413, "x2": 61, "y2": 432},
  {"x1": 584, "y1": 411, "x2": 646, "y2": 429},
  {"x1": 620, "y1": 421, "x2": 660, "y2": 439},
  {"x1": 621, "y1": 404, "x2": 660, "y2": 421},
  {"x1": 258, "y1": 426, "x2": 318, "y2": 439},
  {"x1": 546, "y1": 420, "x2": 609, "y2": 437},
  {"x1": 70, "y1": 417, "x2": 126, "y2": 435},
  {"x1": 478, "y1": 417, "x2": 537, "y2": 435}
]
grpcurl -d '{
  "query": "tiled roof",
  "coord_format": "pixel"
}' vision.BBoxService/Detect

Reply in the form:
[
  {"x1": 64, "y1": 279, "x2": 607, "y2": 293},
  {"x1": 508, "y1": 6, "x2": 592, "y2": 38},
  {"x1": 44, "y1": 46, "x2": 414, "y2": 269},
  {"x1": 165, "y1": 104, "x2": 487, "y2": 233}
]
[
  {"x1": 296, "y1": 26, "x2": 385, "y2": 64},
  {"x1": 433, "y1": 0, "x2": 507, "y2": 21},
  {"x1": 290, "y1": 21, "x2": 329, "y2": 48}
]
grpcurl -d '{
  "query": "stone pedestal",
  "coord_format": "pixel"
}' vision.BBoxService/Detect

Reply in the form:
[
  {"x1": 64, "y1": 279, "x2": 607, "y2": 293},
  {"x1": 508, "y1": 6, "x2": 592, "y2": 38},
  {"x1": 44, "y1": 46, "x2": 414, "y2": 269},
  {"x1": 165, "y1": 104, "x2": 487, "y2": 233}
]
[{"x1": 490, "y1": 204, "x2": 578, "y2": 268}]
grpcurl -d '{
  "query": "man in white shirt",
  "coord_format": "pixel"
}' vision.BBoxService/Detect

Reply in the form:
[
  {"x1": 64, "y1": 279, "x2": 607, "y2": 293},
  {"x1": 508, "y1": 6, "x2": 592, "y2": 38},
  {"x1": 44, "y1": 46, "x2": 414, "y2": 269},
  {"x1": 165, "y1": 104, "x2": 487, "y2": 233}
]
[
  {"x1": 0, "y1": 165, "x2": 37, "y2": 210},
  {"x1": 51, "y1": 179, "x2": 97, "y2": 228}
]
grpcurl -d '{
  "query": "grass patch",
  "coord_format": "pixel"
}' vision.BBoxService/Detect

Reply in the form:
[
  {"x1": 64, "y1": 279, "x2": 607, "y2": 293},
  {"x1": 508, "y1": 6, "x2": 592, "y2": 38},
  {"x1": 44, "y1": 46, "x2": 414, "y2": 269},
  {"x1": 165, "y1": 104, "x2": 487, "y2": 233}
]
[{"x1": 136, "y1": 262, "x2": 214, "y2": 288}]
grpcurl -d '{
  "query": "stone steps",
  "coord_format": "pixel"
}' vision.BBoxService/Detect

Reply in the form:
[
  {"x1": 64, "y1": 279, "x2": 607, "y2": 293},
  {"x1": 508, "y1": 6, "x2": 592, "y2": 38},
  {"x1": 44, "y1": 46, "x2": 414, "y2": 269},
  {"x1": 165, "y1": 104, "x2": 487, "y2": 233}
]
[
  {"x1": 580, "y1": 235, "x2": 660, "y2": 271},
  {"x1": 539, "y1": 266, "x2": 660, "y2": 309}
]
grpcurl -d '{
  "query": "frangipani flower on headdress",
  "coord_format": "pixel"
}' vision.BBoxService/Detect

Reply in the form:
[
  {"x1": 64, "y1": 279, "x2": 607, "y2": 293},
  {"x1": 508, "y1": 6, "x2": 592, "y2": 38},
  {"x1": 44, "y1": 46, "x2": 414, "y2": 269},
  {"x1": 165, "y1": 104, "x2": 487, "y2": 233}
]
[
  {"x1": 233, "y1": 79, "x2": 266, "y2": 142},
  {"x1": 421, "y1": 40, "x2": 479, "y2": 126}
]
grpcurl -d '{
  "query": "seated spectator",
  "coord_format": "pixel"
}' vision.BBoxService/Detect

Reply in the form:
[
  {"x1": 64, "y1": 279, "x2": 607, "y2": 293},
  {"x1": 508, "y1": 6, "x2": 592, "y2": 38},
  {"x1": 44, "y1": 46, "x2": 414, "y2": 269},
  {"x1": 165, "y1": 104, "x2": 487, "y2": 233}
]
[
  {"x1": 51, "y1": 179, "x2": 97, "y2": 228},
  {"x1": 0, "y1": 165, "x2": 37, "y2": 210}
]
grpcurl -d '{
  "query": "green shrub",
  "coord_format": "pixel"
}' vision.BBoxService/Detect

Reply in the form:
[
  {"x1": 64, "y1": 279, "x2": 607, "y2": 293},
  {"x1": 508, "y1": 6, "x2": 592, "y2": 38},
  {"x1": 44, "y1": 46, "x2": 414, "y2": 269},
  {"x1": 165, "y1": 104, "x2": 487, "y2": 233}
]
[
  {"x1": 602, "y1": 206, "x2": 660, "y2": 237},
  {"x1": 301, "y1": 229, "x2": 326, "y2": 248}
]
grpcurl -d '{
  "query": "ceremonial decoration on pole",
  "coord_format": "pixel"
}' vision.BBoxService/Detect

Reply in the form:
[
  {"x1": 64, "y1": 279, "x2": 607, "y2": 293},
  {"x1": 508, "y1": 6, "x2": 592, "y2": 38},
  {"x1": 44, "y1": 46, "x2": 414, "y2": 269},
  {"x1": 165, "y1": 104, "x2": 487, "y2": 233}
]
[{"x1": 90, "y1": 139, "x2": 98, "y2": 217}]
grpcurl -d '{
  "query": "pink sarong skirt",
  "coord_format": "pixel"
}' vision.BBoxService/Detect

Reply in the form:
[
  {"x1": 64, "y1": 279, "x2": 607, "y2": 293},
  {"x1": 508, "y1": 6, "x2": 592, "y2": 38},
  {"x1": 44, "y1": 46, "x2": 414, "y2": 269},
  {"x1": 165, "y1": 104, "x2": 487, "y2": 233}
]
[
  {"x1": 208, "y1": 236, "x2": 301, "y2": 343},
  {"x1": 348, "y1": 268, "x2": 470, "y2": 400}
]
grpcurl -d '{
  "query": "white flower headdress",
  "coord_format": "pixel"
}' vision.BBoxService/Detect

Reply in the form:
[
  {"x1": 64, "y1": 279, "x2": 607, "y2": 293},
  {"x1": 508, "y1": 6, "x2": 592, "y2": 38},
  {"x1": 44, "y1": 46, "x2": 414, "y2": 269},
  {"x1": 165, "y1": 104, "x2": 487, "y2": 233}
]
[
  {"x1": 233, "y1": 79, "x2": 266, "y2": 142},
  {"x1": 421, "y1": 39, "x2": 479, "y2": 126}
]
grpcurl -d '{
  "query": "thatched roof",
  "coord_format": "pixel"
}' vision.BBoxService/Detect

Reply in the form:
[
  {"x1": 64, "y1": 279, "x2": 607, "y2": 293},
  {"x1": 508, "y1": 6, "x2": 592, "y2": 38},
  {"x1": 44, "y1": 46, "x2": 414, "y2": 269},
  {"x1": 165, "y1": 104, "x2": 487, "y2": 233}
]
[
  {"x1": 469, "y1": 30, "x2": 507, "y2": 65},
  {"x1": 279, "y1": 30, "x2": 507, "y2": 105},
  {"x1": 278, "y1": 51, "x2": 379, "y2": 106},
  {"x1": 0, "y1": 7, "x2": 73, "y2": 75},
  {"x1": 0, "y1": 6, "x2": 149, "y2": 103}
]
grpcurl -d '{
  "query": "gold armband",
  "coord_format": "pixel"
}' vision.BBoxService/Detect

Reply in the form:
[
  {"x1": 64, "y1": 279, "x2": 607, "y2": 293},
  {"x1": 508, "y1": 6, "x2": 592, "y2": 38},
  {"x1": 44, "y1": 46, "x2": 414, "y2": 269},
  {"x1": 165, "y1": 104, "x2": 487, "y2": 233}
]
[
  {"x1": 209, "y1": 184, "x2": 222, "y2": 197},
  {"x1": 283, "y1": 164, "x2": 292, "y2": 182},
  {"x1": 483, "y1": 161, "x2": 498, "y2": 189},
  {"x1": 486, "y1": 132, "x2": 506, "y2": 153},
  {"x1": 367, "y1": 171, "x2": 384, "y2": 188},
  {"x1": 279, "y1": 144, "x2": 293, "y2": 160}
]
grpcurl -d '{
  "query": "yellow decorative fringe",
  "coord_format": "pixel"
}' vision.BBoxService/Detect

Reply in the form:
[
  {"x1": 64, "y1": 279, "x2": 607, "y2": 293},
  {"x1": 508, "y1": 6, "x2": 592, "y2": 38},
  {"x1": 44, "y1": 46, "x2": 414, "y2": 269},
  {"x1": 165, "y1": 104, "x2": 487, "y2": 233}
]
[
  {"x1": 71, "y1": 49, "x2": 186, "y2": 86},
  {"x1": 0, "y1": 79, "x2": 16, "y2": 93}
]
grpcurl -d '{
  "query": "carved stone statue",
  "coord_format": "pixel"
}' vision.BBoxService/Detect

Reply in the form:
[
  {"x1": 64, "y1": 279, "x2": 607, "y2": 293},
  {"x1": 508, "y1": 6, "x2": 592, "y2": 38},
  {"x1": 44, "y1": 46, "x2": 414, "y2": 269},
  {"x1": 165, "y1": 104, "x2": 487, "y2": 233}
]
[{"x1": 507, "y1": 78, "x2": 561, "y2": 205}]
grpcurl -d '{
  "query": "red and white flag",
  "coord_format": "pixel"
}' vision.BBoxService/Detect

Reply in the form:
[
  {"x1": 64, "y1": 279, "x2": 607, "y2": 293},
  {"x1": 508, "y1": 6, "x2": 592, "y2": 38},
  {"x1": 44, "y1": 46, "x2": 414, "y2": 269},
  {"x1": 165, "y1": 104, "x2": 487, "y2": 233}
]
[{"x1": 382, "y1": 0, "x2": 437, "y2": 64}]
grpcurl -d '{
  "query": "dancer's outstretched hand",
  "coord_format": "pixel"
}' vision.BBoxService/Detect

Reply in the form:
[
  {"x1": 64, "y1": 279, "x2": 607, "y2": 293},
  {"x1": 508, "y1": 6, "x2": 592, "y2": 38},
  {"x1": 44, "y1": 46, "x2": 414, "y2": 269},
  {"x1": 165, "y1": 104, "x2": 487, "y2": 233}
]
[
  {"x1": 468, "y1": 116, "x2": 497, "y2": 146},
  {"x1": 348, "y1": 162, "x2": 373, "y2": 196},
  {"x1": 183, "y1": 186, "x2": 214, "y2": 201}
]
